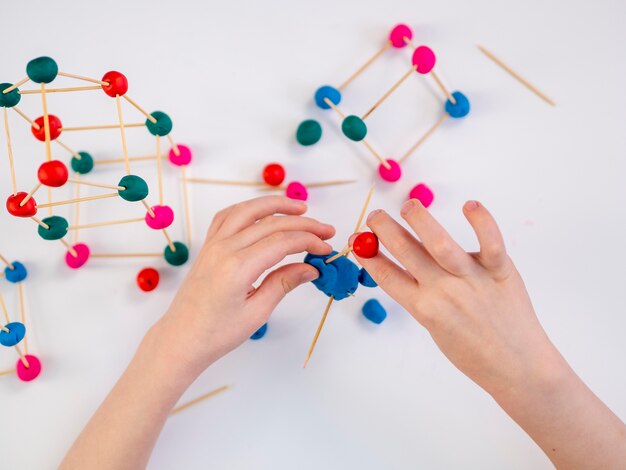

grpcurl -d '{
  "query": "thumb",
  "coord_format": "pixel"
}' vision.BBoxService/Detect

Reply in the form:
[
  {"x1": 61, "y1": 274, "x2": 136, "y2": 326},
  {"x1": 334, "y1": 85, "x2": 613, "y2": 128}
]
[{"x1": 250, "y1": 262, "x2": 319, "y2": 311}]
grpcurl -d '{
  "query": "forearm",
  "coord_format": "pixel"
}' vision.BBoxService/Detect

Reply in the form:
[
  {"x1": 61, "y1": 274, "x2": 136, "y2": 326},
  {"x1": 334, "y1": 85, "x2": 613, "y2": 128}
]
[
  {"x1": 60, "y1": 320, "x2": 200, "y2": 470},
  {"x1": 491, "y1": 345, "x2": 626, "y2": 469}
]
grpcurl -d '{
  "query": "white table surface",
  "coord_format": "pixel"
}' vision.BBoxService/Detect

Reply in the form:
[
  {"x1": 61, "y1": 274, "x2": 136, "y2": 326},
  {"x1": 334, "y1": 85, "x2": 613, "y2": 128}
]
[{"x1": 0, "y1": 0, "x2": 625, "y2": 468}]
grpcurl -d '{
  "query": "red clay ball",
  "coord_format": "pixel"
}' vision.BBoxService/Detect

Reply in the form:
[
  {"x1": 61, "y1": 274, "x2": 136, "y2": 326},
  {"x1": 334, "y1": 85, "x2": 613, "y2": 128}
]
[
  {"x1": 353, "y1": 232, "x2": 379, "y2": 258},
  {"x1": 6, "y1": 192, "x2": 37, "y2": 217},
  {"x1": 31, "y1": 115, "x2": 62, "y2": 141},
  {"x1": 137, "y1": 267, "x2": 159, "y2": 292},
  {"x1": 101, "y1": 71, "x2": 129, "y2": 97},
  {"x1": 38, "y1": 160, "x2": 69, "y2": 187},
  {"x1": 262, "y1": 163, "x2": 286, "y2": 186}
]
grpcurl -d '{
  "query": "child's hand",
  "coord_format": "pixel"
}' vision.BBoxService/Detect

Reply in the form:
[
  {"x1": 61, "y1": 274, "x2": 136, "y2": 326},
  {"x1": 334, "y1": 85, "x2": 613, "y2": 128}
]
[
  {"x1": 352, "y1": 199, "x2": 551, "y2": 396},
  {"x1": 159, "y1": 196, "x2": 335, "y2": 376},
  {"x1": 352, "y1": 200, "x2": 626, "y2": 469}
]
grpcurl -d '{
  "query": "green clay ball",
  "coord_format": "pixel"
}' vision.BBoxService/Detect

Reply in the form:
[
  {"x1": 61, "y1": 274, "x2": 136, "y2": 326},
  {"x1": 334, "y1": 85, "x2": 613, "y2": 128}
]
[
  {"x1": 26, "y1": 56, "x2": 58, "y2": 83},
  {"x1": 341, "y1": 115, "x2": 367, "y2": 142},
  {"x1": 0, "y1": 83, "x2": 21, "y2": 108},
  {"x1": 70, "y1": 151, "x2": 94, "y2": 174},
  {"x1": 164, "y1": 242, "x2": 189, "y2": 266},
  {"x1": 296, "y1": 119, "x2": 322, "y2": 146},
  {"x1": 145, "y1": 111, "x2": 173, "y2": 136},
  {"x1": 118, "y1": 175, "x2": 149, "y2": 202},
  {"x1": 38, "y1": 216, "x2": 68, "y2": 240}
]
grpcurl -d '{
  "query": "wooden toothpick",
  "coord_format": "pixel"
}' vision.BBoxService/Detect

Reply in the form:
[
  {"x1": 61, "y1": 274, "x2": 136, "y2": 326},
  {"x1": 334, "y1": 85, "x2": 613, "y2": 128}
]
[
  {"x1": 0, "y1": 368, "x2": 16, "y2": 376},
  {"x1": 68, "y1": 217, "x2": 144, "y2": 231},
  {"x1": 3, "y1": 108, "x2": 17, "y2": 195},
  {"x1": 40, "y1": 83, "x2": 52, "y2": 162},
  {"x1": 57, "y1": 71, "x2": 108, "y2": 86},
  {"x1": 59, "y1": 238, "x2": 78, "y2": 257},
  {"x1": 66, "y1": 178, "x2": 125, "y2": 191},
  {"x1": 20, "y1": 182, "x2": 42, "y2": 206},
  {"x1": 31, "y1": 216, "x2": 50, "y2": 230},
  {"x1": 90, "y1": 253, "x2": 162, "y2": 258},
  {"x1": 2, "y1": 77, "x2": 29, "y2": 94},
  {"x1": 73, "y1": 174, "x2": 81, "y2": 243},
  {"x1": 55, "y1": 139, "x2": 83, "y2": 160},
  {"x1": 36, "y1": 192, "x2": 120, "y2": 208},
  {"x1": 156, "y1": 136, "x2": 164, "y2": 205},
  {"x1": 162, "y1": 228, "x2": 176, "y2": 252},
  {"x1": 14, "y1": 344, "x2": 29, "y2": 368},
  {"x1": 122, "y1": 95, "x2": 157, "y2": 123},
  {"x1": 12, "y1": 106, "x2": 40, "y2": 129},
  {"x1": 115, "y1": 94, "x2": 131, "y2": 174},
  {"x1": 185, "y1": 178, "x2": 268, "y2": 187},
  {"x1": 140, "y1": 199, "x2": 156, "y2": 218},
  {"x1": 60, "y1": 123, "x2": 145, "y2": 132},
  {"x1": 477, "y1": 45, "x2": 555, "y2": 106},
  {"x1": 170, "y1": 385, "x2": 230, "y2": 415},
  {"x1": 94, "y1": 155, "x2": 157, "y2": 165},
  {"x1": 167, "y1": 134, "x2": 180, "y2": 156},
  {"x1": 17, "y1": 282, "x2": 26, "y2": 353},
  {"x1": 339, "y1": 41, "x2": 392, "y2": 91},
  {"x1": 398, "y1": 113, "x2": 449, "y2": 164},
  {"x1": 259, "y1": 180, "x2": 357, "y2": 191},
  {"x1": 303, "y1": 295, "x2": 335, "y2": 368},
  {"x1": 0, "y1": 291, "x2": 11, "y2": 324},
  {"x1": 362, "y1": 66, "x2": 416, "y2": 120},
  {"x1": 429, "y1": 70, "x2": 456, "y2": 104},
  {"x1": 19, "y1": 85, "x2": 102, "y2": 94},
  {"x1": 0, "y1": 253, "x2": 14, "y2": 270},
  {"x1": 181, "y1": 166, "x2": 192, "y2": 249}
]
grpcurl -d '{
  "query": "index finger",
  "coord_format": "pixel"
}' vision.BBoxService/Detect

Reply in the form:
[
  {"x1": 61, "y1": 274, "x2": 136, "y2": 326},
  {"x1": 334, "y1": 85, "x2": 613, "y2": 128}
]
[{"x1": 216, "y1": 196, "x2": 308, "y2": 239}]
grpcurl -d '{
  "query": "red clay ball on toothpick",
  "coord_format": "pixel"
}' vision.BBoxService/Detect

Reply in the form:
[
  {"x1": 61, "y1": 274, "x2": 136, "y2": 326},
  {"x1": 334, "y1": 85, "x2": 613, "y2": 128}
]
[
  {"x1": 353, "y1": 232, "x2": 379, "y2": 258},
  {"x1": 262, "y1": 163, "x2": 285, "y2": 186}
]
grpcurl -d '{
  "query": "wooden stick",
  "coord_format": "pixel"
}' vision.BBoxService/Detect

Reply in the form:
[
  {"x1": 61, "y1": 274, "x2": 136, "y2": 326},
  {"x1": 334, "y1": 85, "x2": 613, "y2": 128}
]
[
  {"x1": 398, "y1": 114, "x2": 449, "y2": 164},
  {"x1": 90, "y1": 253, "x2": 162, "y2": 258},
  {"x1": 185, "y1": 178, "x2": 268, "y2": 187},
  {"x1": 181, "y1": 166, "x2": 192, "y2": 249},
  {"x1": 156, "y1": 136, "x2": 164, "y2": 205},
  {"x1": 73, "y1": 174, "x2": 80, "y2": 243},
  {"x1": 303, "y1": 295, "x2": 335, "y2": 368},
  {"x1": 17, "y1": 282, "x2": 26, "y2": 353},
  {"x1": 68, "y1": 217, "x2": 144, "y2": 231},
  {"x1": 0, "y1": 291, "x2": 10, "y2": 324},
  {"x1": 141, "y1": 199, "x2": 156, "y2": 218},
  {"x1": 60, "y1": 123, "x2": 145, "y2": 132},
  {"x1": 0, "y1": 253, "x2": 14, "y2": 270},
  {"x1": 0, "y1": 368, "x2": 16, "y2": 376},
  {"x1": 12, "y1": 106, "x2": 40, "y2": 129},
  {"x1": 94, "y1": 155, "x2": 157, "y2": 165},
  {"x1": 324, "y1": 246, "x2": 351, "y2": 264},
  {"x1": 20, "y1": 182, "x2": 42, "y2": 206},
  {"x1": 170, "y1": 385, "x2": 230, "y2": 415},
  {"x1": 57, "y1": 71, "x2": 108, "y2": 86},
  {"x1": 55, "y1": 139, "x2": 83, "y2": 160},
  {"x1": 14, "y1": 344, "x2": 29, "y2": 368},
  {"x1": 115, "y1": 94, "x2": 131, "y2": 174},
  {"x1": 167, "y1": 134, "x2": 180, "y2": 156},
  {"x1": 36, "y1": 192, "x2": 119, "y2": 208},
  {"x1": 3, "y1": 108, "x2": 17, "y2": 195},
  {"x1": 19, "y1": 85, "x2": 102, "y2": 94},
  {"x1": 477, "y1": 45, "x2": 555, "y2": 107},
  {"x1": 31, "y1": 216, "x2": 50, "y2": 230},
  {"x1": 323, "y1": 98, "x2": 391, "y2": 169},
  {"x1": 162, "y1": 228, "x2": 176, "y2": 252},
  {"x1": 1, "y1": 325, "x2": 9, "y2": 332},
  {"x1": 362, "y1": 66, "x2": 416, "y2": 120},
  {"x1": 122, "y1": 95, "x2": 157, "y2": 123},
  {"x1": 339, "y1": 41, "x2": 392, "y2": 91},
  {"x1": 430, "y1": 70, "x2": 456, "y2": 104},
  {"x1": 3, "y1": 77, "x2": 29, "y2": 94},
  {"x1": 66, "y1": 178, "x2": 125, "y2": 191},
  {"x1": 41, "y1": 83, "x2": 52, "y2": 162},
  {"x1": 260, "y1": 180, "x2": 357, "y2": 190},
  {"x1": 47, "y1": 186, "x2": 52, "y2": 216},
  {"x1": 59, "y1": 238, "x2": 78, "y2": 257}
]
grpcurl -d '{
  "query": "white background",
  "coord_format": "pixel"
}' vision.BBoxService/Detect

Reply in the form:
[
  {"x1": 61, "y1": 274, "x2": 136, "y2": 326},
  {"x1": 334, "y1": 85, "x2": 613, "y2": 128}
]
[{"x1": 0, "y1": 0, "x2": 625, "y2": 468}]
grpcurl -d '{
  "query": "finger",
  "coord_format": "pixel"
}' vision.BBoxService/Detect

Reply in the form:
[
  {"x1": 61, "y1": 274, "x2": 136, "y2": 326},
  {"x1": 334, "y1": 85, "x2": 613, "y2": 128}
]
[
  {"x1": 216, "y1": 196, "x2": 308, "y2": 239},
  {"x1": 401, "y1": 199, "x2": 474, "y2": 276},
  {"x1": 248, "y1": 263, "x2": 319, "y2": 313},
  {"x1": 351, "y1": 247, "x2": 419, "y2": 311},
  {"x1": 205, "y1": 206, "x2": 233, "y2": 240},
  {"x1": 238, "y1": 231, "x2": 332, "y2": 284},
  {"x1": 462, "y1": 201, "x2": 511, "y2": 276},
  {"x1": 230, "y1": 215, "x2": 335, "y2": 249},
  {"x1": 365, "y1": 209, "x2": 440, "y2": 281}
]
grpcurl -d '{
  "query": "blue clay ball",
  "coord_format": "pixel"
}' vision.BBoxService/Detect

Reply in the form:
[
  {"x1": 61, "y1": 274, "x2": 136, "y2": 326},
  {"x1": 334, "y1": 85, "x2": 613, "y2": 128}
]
[
  {"x1": 250, "y1": 323, "x2": 268, "y2": 340},
  {"x1": 304, "y1": 251, "x2": 360, "y2": 300},
  {"x1": 358, "y1": 268, "x2": 377, "y2": 288},
  {"x1": 314, "y1": 85, "x2": 341, "y2": 110},
  {"x1": 4, "y1": 261, "x2": 27, "y2": 283},
  {"x1": 445, "y1": 91, "x2": 470, "y2": 118},
  {"x1": 0, "y1": 322, "x2": 26, "y2": 347},
  {"x1": 362, "y1": 299, "x2": 387, "y2": 324}
]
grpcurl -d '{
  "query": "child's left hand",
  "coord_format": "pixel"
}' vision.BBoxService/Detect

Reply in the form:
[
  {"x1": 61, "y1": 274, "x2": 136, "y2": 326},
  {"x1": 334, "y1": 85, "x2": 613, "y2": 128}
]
[{"x1": 156, "y1": 196, "x2": 335, "y2": 377}]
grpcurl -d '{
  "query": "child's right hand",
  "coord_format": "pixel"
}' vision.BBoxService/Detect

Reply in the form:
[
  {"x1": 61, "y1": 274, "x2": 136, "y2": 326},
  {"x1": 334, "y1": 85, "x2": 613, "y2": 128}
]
[{"x1": 352, "y1": 199, "x2": 626, "y2": 469}]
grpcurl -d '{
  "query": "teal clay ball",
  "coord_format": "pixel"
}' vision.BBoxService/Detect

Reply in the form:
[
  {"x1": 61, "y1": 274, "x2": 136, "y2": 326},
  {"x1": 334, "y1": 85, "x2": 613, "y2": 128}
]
[
  {"x1": 38, "y1": 216, "x2": 68, "y2": 240},
  {"x1": 341, "y1": 115, "x2": 367, "y2": 141},
  {"x1": 118, "y1": 175, "x2": 149, "y2": 201},
  {"x1": 296, "y1": 119, "x2": 322, "y2": 146},
  {"x1": 164, "y1": 242, "x2": 189, "y2": 266},
  {"x1": 71, "y1": 151, "x2": 94, "y2": 174},
  {"x1": 26, "y1": 56, "x2": 58, "y2": 83},
  {"x1": 0, "y1": 83, "x2": 21, "y2": 107},
  {"x1": 145, "y1": 111, "x2": 172, "y2": 136}
]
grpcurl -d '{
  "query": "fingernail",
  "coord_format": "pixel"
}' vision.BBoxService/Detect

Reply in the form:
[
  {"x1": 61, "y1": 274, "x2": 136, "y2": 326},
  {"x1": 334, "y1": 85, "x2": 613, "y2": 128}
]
[
  {"x1": 401, "y1": 199, "x2": 415, "y2": 215},
  {"x1": 465, "y1": 200, "x2": 480, "y2": 211},
  {"x1": 366, "y1": 209, "x2": 383, "y2": 223},
  {"x1": 302, "y1": 268, "x2": 319, "y2": 282}
]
